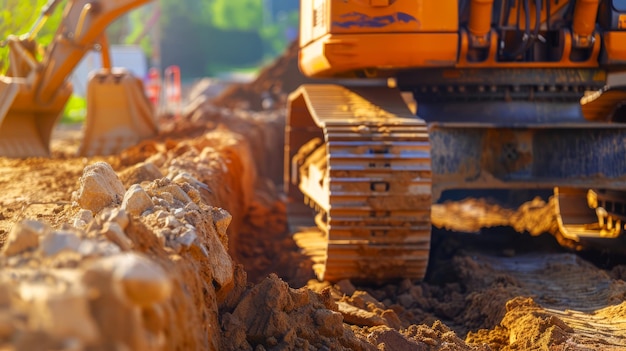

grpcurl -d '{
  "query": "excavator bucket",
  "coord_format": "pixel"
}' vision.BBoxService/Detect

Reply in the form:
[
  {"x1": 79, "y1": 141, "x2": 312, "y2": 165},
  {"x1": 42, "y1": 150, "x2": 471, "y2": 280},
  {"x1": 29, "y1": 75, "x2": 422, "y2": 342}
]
[
  {"x1": 0, "y1": 76, "x2": 70, "y2": 158},
  {"x1": 554, "y1": 187, "x2": 622, "y2": 241},
  {"x1": 78, "y1": 68, "x2": 158, "y2": 156}
]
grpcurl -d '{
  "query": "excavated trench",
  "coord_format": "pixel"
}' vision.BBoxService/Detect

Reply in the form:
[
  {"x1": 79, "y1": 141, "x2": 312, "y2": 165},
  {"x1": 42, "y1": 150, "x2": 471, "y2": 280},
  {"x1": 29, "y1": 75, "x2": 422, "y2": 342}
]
[{"x1": 0, "y1": 43, "x2": 625, "y2": 350}]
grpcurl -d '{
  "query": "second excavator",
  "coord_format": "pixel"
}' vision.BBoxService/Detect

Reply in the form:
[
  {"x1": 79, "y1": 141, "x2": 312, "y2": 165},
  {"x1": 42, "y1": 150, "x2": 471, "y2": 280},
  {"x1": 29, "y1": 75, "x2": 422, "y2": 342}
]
[
  {"x1": 286, "y1": 0, "x2": 626, "y2": 282},
  {"x1": 0, "y1": 0, "x2": 158, "y2": 158}
]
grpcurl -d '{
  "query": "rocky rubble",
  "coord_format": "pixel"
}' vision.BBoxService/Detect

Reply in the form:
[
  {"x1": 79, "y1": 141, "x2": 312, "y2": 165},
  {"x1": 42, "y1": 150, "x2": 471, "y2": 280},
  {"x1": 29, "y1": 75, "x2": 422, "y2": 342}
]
[
  {"x1": 0, "y1": 120, "x2": 397, "y2": 350},
  {"x1": 0, "y1": 156, "x2": 234, "y2": 350}
]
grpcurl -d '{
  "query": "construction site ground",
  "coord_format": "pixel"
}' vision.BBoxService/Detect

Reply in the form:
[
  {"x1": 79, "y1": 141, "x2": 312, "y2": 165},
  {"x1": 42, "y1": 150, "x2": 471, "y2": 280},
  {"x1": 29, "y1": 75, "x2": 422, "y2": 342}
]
[{"x1": 1, "y1": 43, "x2": 626, "y2": 350}]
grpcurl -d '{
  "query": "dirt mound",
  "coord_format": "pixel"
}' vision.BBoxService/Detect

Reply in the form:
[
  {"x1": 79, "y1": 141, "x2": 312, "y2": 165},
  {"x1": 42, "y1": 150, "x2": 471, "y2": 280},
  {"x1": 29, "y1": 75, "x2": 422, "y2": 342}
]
[{"x1": 0, "y1": 122, "x2": 359, "y2": 350}]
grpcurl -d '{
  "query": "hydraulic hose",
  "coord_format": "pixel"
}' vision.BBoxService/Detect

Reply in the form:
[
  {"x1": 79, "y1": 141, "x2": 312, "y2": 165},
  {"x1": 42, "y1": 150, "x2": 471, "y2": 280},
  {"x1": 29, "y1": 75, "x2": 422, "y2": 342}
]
[{"x1": 504, "y1": 0, "x2": 532, "y2": 59}]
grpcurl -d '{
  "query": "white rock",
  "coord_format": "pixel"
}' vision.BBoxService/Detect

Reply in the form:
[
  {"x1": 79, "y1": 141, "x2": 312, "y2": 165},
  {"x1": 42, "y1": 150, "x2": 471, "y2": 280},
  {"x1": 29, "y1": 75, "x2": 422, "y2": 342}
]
[
  {"x1": 184, "y1": 201, "x2": 200, "y2": 212},
  {"x1": 172, "y1": 172, "x2": 210, "y2": 192},
  {"x1": 77, "y1": 239, "x2": 121, "y2": 257},
  {"x1": 1, "y1": 220, "x2": 48, "y2": 256},
  {"x1": 211, "y1": 207, "x2": 232, "y2": 237},
  {"x1": 159, "y1": 192, "x2": 174, "y2": 205},
  {"x1": 102, "y1": 222, "x2": 132, "y2": 250},
  {"x1": 73, "y1": 219, "x2": 87, "y2": 229},
  {"x1": 103, "y1": 208, "x2": 130, "y2": 230},
  {"x1": 173, "y1": 208, "x2": 184, "y2": 218},
  {"x1": 76, "y1": 209, "x2": 93, "y2": 223},
  {"x1": 155, "y1": 210, "x2": 168, "y2": 220},
  {"x1": 176, "y1": 228, "x2": 197, "y2": 248},
  {"x1": 119, "y1": 161, "x2": 163, "y2": 185},
  {"x1": 73, "y1": 209, "x2": 93, "y2": 229},
  {"x1": 164, "y1": 216, "x2": 181, "y2": 229},
  {"x1": 40, "y1": 230, "x2": 82, "y2": 257},
  {"x1": 153, "y1": 183, "x2": 191, "y2": 204},
  {"x1": 110, "y1": 253, "x2": 172, "y2": 307},
  {"x1": 76, "y1": 162, "x2": 126, "y2": 213},
  {"x1": 121, "y1": 184, "x2": 154, "y2": 216}
]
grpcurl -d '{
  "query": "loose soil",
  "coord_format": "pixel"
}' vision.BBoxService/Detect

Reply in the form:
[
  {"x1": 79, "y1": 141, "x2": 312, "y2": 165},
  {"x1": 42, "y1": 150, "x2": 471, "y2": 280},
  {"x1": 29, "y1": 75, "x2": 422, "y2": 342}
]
[{"x1": 0, "y1": 43, "x2": 625, "y2": 350}]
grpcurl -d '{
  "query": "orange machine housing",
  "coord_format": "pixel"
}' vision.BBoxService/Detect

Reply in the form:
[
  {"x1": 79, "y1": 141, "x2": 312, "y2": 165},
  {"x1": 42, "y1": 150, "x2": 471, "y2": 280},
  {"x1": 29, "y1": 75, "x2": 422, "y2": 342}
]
[
  {"x1": 299, "y1": 0, "x2": 626, "y2": 77},
  {"x1": 299, "y1": 0, "x2": 459, "y2": 77}
]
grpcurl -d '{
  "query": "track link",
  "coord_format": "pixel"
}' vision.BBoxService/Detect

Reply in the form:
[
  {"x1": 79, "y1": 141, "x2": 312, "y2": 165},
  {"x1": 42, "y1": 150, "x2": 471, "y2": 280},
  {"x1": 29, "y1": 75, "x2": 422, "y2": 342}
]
[{"x1": 287, "y1": 84, "x2": 432, "y2": 282}]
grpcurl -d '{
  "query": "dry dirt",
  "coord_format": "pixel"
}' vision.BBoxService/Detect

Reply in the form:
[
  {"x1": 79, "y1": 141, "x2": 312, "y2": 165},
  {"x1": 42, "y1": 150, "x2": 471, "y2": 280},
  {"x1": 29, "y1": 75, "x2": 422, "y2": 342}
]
[{"x1": 0, "y1": 44, "x2": 626, "y2": 350}]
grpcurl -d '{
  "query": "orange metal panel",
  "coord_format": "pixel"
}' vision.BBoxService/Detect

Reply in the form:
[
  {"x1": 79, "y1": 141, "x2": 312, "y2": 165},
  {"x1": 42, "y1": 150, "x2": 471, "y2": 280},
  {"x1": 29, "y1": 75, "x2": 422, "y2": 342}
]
[
  {"x1": 329, "y1": 0, "x2": 458, "y2": 34},
  {"x1": 299, "y1": 33, "x2": 458, "y2": 77},
  {"x1": 603, "y1": 31, "x2": 626, "y2": 63}
]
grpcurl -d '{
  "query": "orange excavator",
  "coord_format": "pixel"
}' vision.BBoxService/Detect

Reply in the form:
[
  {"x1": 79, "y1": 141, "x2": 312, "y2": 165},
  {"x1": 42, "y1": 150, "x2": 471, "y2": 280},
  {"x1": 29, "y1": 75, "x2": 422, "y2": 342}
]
[
  {"x1": 286, "y1": 0, "x2": 626, "y2": 282},
  {"x1": 0, "y1": 0, "x2": 157, "y2": 158}
]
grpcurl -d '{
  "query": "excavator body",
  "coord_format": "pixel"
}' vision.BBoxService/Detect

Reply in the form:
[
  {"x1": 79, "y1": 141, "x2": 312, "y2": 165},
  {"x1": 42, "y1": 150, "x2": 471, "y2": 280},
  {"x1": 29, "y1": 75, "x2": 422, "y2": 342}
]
[
  {"x1": 0, "y1": 0, "x2": 157, "y2": 158},
  {"x1": 287, "y1": 0, "x2": 626, "y2": 282}
]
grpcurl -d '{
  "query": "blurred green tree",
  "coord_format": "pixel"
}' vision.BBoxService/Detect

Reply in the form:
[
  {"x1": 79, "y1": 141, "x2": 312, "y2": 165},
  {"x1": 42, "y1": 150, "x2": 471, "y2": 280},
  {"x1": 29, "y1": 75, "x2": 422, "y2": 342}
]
[
  {"x1": 0, "y1": 0, "x2": 65, "y2": 74},
  {"x1": 210, "y1": 0, "x2": 263, "y2": 31},
  {"x1": 158, "y1": 0, "x2": 298, "y2": 78}
]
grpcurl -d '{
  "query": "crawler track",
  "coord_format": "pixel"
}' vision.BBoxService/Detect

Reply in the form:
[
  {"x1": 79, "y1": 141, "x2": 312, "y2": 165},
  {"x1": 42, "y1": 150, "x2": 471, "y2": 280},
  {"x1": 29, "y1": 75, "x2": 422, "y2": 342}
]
[{"x1": 287, "y1": 85, "x2": 432, "y2": 282}]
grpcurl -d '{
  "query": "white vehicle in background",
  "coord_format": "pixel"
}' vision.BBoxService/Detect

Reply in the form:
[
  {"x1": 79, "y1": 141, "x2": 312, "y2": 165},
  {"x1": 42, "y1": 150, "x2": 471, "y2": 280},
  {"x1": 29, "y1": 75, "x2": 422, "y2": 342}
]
[{"x1": 71, "y1": 45, "x2": 148, "y2": 98}]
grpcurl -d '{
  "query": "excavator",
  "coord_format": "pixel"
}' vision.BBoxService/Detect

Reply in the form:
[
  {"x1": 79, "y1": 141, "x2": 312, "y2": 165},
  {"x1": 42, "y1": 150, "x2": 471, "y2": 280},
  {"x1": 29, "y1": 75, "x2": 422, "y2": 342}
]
[
  {"x1": 4, "y1": 0, "x2": 626, "y2": 284},
  {"x1": 0, "y1": 0, "x2": 157, "y2": 158},
  {"x1": 286, "y1": 0, "x2": 626, "y2": 282}
]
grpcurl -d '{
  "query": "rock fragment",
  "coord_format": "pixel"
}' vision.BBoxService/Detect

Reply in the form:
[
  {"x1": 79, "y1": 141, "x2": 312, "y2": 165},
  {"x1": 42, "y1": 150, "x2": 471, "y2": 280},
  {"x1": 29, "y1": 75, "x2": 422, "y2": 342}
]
[
  {"x1": 211, "y1": 207, "x2": 232, "y2": 237},
  {"x1": 77, "y1": 239, "x2": 121, "y2": 257},
  {"x1": 314, "y1": 309, "x2": 343, "y2": 337},
  {"x1": 148, "y1": 178, "x2": 192, "y2": 204},
  {"x1": 366, "y1": 327, "x2": 424, "y2": 350},
  {"x1": 73, "y1": 209, "x2": 93, "y2": 229},
  {"x1": 176, "y1": 228, "x2": 197, "y2": 249},
  {"x1": 118, "y1": 161, "x2": 163, "y2": 187},
  {"x1": 109, "y1": 253, "x2": 172, "y2": 307},
  {"x1": 171, "y1": 171, "x2": 210, "y2": 191},
  {"x1": 165, "y1": 215, "x2": 181, "y2": 228},
  {"x1": 2, "y1": 220, "x2": 49, "y2": 256},
  {"x1": 201, "y1": 225, "x2": 233, "y2": 291},
  {"x1": 101, "y1": 208, "x2": 130, "y2": 230},
  {"x1": 101, "y1": 222, "x2": 133, "y2": 251},
  {"x1": 121, "y1": 184, "x2": 154, "y2": 216},
  {"x1": 40, "y1": 230, "x2": 82, "y2": 257},
  {"x1": 336, "y1": 301, "x2": 387, "y2": 327},
  {"x1": 75, "y1": 162, "x2": 125, "y2": 213}
]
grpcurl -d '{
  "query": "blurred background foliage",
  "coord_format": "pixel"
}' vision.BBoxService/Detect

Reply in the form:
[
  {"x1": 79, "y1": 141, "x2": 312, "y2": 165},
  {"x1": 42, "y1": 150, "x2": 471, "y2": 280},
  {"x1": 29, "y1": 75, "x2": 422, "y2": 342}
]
[
  {"x1": 0, "y1": 0, "x2": 299, "y2": 79},
  {"x1": 158, "y1": 0, "x2": 299, "y2": 78},
  {"x1": 0, "y1": 0, "x2": 66, "y2": 74}
]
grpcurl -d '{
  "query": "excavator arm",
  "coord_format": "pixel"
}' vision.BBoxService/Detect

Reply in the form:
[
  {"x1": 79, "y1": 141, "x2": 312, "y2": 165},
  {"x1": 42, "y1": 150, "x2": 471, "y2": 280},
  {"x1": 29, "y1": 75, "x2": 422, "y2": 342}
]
[{"x1": 0, "y1": 0, "x2": 157, "y2": 158}]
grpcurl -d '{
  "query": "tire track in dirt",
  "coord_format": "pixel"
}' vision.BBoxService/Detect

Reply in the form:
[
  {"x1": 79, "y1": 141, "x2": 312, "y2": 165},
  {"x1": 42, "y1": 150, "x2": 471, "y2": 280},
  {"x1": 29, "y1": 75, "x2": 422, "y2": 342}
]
[{"x1": 474, "y1": 253, "x2": 626, "y2": 349}]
